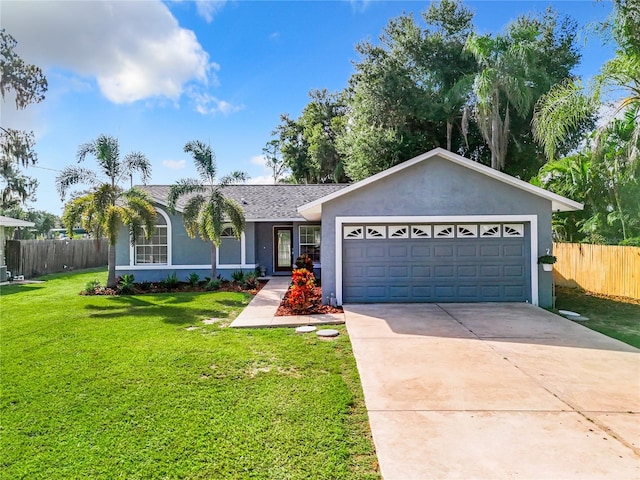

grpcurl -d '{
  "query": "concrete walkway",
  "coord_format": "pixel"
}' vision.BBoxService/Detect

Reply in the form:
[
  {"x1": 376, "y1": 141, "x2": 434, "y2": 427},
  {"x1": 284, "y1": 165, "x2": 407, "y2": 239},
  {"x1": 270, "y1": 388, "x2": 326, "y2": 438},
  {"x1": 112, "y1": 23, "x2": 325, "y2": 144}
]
[
  {"x1": 345, "y1": 303, "x2": 640, "y2": 480},
  {"x1": 229, "y1": 277, "x2": 345, "y2": 328}
]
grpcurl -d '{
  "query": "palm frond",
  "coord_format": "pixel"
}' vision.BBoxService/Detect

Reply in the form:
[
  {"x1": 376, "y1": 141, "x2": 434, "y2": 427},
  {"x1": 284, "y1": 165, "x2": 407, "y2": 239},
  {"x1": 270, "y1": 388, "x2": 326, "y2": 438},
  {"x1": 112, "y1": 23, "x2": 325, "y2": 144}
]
[
  {"x1": 166, "y1": 178, "x2": 205, "y2": 213},
  {"x1": 77, "y1": 135, "x2": 121, "y2": 181},
  {"x1": 532, "y1": 78, "x2": 596, "y2": 160},
  {"x1": 223, "y1": 198, "x2": 246, "y2": 240},
  {"x1": 200, "y1": 199, "x2": 225, "y2": 247},
  {"x1": 120, "y1": 151, "x2": 152, "y2": 185},
  {"x1": 184, "y1": 140, "x2": 217, "y2": 184},
  {"x1": 104, "y1": 205, "x2": 122, "y2": 245},
  {"x1": 182, "y1": 194, "x2": 206, "y2": 238},
  {"x1": 55, "y1": 166, "x2": 100, "y2": 200},
  {"x1": 219, "y1": 171, "x2": 249, "y2": 186}
]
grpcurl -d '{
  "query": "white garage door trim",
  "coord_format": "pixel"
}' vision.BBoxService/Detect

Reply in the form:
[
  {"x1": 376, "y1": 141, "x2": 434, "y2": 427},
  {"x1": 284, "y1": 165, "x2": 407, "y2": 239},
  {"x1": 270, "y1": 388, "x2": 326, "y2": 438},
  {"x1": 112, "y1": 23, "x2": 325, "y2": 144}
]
[{"x1": 335, "y1": 215, "x2": 539, "y2": 306}]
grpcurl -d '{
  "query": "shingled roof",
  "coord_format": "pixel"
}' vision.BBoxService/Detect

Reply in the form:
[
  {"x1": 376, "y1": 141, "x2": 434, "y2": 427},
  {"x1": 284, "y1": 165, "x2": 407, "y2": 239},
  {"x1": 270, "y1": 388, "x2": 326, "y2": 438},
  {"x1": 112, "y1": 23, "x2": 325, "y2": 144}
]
[{"x1": 139, "y1": 184, "x2": 350, "y2": 221}]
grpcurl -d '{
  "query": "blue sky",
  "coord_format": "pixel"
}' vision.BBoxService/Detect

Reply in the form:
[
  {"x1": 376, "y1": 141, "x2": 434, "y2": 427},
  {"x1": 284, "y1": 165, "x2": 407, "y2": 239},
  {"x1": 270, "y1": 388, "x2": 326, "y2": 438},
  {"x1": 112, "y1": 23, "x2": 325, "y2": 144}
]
[{"x1": 2, "y1": 0, "x2": 614, "y2": 215}]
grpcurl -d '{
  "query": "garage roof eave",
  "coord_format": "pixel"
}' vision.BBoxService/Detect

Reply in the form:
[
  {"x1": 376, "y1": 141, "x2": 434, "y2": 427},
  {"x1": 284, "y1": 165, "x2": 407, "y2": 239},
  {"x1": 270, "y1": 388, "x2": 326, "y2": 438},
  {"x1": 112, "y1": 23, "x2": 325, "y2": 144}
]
[
  {"x1": 298, "y1": 204, "x2": 322, "y2": 221},
  {"x1": 551, "y1": 198, "x2": 583, "y2": 213},
  {"x1": 297, "y1": 148, "x2": 584, "y2": 216}
]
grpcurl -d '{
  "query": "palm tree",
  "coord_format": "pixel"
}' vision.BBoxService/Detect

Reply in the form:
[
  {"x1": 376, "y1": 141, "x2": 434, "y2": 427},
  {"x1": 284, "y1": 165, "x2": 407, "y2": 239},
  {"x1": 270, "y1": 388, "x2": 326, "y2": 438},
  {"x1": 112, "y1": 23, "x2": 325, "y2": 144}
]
[
  {"x1": 464, "y1": 30, "x2": 542, "y2": 171},
  {"x1": 56, "y1": 134, "x2": 156, "y2": 288},
  {"x1": 532, "y1": 0, "x2": 640, "y2": 162},
  {"x1": 167, "y1": 140, "x2": 247, "y2": 280}
]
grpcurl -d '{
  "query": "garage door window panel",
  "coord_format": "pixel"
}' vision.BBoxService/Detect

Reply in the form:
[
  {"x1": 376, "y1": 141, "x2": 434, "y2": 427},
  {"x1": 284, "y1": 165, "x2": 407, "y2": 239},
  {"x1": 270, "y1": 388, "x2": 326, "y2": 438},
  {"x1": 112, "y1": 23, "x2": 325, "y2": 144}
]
[
  {"x1": 366, "y1": 226, "x2": 386, "y2": 238},
  {"x1": 457, "y1": 225, "x2": 478, "y2": 237},
  {"x1": 411, "y1": 225, "x2": 432, "y2": 238},
  {"x1": 389, "y1": 226, "x2": 409, "y2": 238},
  {"x1": 344, "y1": 226, "x2": 364, "y2": 239}
]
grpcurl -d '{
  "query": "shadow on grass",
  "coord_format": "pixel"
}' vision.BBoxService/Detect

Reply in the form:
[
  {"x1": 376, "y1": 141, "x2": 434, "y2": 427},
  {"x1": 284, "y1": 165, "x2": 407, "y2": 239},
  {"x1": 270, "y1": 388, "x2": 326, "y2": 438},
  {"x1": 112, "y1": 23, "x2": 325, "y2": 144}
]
[
  {"x1": 0, "y1": 284, "x2": 46, "y2": 296},
  {"x1": 83, "y1": 293, "x2": 249, "y2": 325}
]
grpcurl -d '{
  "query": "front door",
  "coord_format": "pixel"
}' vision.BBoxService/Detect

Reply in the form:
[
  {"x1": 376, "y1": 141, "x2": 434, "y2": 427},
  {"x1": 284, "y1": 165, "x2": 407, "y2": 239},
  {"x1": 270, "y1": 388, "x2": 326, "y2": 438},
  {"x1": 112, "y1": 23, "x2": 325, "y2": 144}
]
[{"x1": 274, "y1": 227, "x2": 293, "y2": 272}]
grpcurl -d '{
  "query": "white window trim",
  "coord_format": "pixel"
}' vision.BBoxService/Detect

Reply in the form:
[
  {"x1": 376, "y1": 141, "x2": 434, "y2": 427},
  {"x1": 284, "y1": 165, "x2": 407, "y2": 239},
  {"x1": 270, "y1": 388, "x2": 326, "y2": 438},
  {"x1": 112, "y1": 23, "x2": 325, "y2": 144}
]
[
  {"x1": 335, "y1": 215, "x2": 538, "y2": 306},
  {"x1": 117, "y1": 263, "x2": 257, "y2": 271},
  {"x1": 216, "y1": 231, "x2": 247, "y2": 268},
  {"x1": 299, "y1": 224, "x2": 321, "y2": 264},
  {"x1": 127, "y1": 210, "x2": 255, "y2": 271},
  {"x1": 130, "y1": 207, "x2": 172, "y2": 267}
]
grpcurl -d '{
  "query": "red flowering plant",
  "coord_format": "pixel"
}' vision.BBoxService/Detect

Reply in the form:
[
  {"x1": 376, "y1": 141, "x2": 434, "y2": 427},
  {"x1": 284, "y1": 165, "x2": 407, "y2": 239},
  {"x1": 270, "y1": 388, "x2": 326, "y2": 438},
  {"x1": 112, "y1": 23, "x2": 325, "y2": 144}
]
[{"x1": 287, "y1": 268, "x2": 315, "y2": 313}]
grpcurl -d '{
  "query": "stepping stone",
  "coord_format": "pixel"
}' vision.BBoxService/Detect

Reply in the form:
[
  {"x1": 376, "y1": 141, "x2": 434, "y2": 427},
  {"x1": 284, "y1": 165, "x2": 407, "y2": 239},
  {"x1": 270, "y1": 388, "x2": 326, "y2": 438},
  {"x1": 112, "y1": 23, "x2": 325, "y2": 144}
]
[
  {"x1": 571, "y1": 316, "x2": 589, "y2": 322},
  {"x1": 558, "y1": 310, "x2": 580, "y2": 317},
  {"x1": 317, "y1": 329, "x2": 339, "y2": 338},
  {"x1": 295, "y1": 325, "x2": 317, "y2": 333}
]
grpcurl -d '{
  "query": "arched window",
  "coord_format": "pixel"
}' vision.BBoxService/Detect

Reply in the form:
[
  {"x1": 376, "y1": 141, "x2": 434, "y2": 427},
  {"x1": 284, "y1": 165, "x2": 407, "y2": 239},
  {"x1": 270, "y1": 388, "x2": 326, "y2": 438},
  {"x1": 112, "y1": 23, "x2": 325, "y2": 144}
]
[{"x1": 134, "y1": 210, "x2": 169, "y2": 265}]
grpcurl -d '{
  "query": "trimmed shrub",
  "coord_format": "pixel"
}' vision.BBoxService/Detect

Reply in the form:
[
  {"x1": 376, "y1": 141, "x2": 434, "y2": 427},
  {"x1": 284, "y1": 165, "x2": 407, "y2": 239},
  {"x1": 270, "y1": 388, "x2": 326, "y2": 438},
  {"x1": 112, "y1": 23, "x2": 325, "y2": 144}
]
[{"x1": 287, "y1": 268, "x2": 315, "y2": 312}]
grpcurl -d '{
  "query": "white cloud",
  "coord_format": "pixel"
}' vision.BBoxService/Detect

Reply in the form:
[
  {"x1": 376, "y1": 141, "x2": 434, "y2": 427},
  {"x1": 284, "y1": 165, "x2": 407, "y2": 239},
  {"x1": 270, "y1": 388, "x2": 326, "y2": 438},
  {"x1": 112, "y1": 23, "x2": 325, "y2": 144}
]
[
  {"x1": 191, "y1": 91, "x2": 244, "y2": 115},
  {"x1": 162, "y1": 159, "x2": 187, "y2": 170},
  {"x1": 2, "y1": 0, "x2": 214, "y2": 104},
  {"x1": 250, "y1": 154, "x2": 266, "y2": 166},
  {"x1": 269, "y1": 32, "x2": 280, "y2": 41},
  {"x1": 349, "y1": 0, "x2": 371, "y2": 13},
  {"x1": 195, "y1": 0, "x2": 227, "y2": 22},
  {"x1": 246, "y1": 175, "x2": 275, "y2": 185}
]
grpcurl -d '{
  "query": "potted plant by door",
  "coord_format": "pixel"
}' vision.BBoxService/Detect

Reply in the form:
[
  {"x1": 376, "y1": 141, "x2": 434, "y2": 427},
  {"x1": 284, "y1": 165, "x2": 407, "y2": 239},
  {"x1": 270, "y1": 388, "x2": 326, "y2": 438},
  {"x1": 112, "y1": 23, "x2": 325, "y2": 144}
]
[{"x1": 538, "y1": 254, "x2": 557, "y2": 271}]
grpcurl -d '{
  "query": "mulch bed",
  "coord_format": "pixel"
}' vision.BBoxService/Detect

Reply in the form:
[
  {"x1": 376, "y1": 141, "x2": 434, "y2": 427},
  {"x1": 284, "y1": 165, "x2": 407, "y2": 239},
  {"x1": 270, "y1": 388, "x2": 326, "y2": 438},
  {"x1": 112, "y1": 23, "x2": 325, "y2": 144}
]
[{"x1": 276, "y1": 286, "x2": 344, "y2": 316}]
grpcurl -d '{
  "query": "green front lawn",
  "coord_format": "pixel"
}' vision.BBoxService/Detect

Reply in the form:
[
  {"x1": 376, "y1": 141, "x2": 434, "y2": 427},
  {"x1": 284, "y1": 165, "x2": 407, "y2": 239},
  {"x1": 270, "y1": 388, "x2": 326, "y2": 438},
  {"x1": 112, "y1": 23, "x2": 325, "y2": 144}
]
[
  {"x1": 0, "y1": 269, "x2": 379, "y2": 479},
  {"x1": 555, "y1": 286, "x2": 640, "y2": 349}
]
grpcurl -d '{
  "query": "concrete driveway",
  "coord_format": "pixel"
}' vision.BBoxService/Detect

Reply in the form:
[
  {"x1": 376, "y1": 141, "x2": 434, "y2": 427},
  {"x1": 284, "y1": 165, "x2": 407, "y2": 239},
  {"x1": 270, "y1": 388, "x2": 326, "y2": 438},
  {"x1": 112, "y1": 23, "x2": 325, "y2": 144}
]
[{"x1": 345, "y1": 303, "x2": 640, "y2": 479}]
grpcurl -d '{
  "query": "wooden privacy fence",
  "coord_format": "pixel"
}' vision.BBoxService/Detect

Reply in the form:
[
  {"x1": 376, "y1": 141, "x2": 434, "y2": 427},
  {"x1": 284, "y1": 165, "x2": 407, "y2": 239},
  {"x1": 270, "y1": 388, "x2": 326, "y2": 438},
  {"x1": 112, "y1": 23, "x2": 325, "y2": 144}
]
[
  {"x1": 6, "y1": 238, "x2": 108, "y2": 278},
  {"x1": 553, "y1": 242, "x2": 640, "y2": 300}
]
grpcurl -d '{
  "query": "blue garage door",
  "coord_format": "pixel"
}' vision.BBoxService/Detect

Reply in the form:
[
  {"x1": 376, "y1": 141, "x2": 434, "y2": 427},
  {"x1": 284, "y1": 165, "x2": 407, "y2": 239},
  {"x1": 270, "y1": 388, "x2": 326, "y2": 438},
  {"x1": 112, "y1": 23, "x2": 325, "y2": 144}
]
[{"x1": 342, "y1": 223, "x2": 531, "y2": 303}]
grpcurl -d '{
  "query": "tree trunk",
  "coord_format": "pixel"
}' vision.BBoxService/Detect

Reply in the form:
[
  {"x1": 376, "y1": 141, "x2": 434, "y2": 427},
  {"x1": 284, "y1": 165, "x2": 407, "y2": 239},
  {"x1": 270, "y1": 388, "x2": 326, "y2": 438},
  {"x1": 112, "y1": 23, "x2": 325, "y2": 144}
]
[
  {"x1": 210, "y1": 242, "x2": 217, "y2": 280},
  {"x1": 491, "y1": 112, "x2": 500, "y2": 170},
  {"x1": 446, "y1": 121, "x2": 453, "y2": 151},
  {"x1": 107, "y1": 243, "x2": 117, "y2": 288}
]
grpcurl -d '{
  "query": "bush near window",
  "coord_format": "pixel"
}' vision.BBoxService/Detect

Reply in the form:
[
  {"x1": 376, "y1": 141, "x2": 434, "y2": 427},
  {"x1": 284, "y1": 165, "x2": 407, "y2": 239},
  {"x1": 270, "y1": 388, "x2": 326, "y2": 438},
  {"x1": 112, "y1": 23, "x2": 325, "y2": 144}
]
[
  {"x1": 161, "y1": 272, "x2": 180, "y2": 290},
  {"x1": 231, "y1": 270, "x2": 245, "y2": 283},
  {"x1": 243, "y1": 273, "x2": 259, "y2": 289},
  {"x1": 117, "y1": 274, "x2": 136, "y2": 294},
  {"x1": 188, "y1": 272, "x2": 200, "y2": 286},
  {"x1": 295, "y1": 254, "x2": 314, "y2": 271},
  {"x1": 287, "y1": 268, "x2": 315, "y2": 313}
]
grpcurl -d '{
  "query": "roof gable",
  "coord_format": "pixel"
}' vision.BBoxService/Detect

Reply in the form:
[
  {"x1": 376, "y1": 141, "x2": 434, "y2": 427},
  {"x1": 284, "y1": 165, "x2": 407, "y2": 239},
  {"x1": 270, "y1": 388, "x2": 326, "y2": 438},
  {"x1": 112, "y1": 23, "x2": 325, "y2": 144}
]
[{"x1": 298, "y1": 148, "x2": 583, "y2": 220}]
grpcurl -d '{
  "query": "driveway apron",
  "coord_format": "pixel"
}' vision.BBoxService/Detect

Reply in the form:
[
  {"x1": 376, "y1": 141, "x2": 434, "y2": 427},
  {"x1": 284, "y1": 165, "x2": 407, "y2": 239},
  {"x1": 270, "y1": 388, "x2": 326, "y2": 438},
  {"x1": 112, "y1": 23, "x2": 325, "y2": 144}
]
[{"x1": 345, "y1": 303, "x2": 640, "y2": 479}]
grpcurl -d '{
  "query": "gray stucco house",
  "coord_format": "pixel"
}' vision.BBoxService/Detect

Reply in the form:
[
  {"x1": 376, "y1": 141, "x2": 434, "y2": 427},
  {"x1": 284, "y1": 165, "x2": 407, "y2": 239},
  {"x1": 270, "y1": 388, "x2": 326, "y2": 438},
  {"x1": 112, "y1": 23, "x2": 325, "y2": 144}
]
[{"x1": 115, "y1": 148, "x2": 582, "y2": 307}]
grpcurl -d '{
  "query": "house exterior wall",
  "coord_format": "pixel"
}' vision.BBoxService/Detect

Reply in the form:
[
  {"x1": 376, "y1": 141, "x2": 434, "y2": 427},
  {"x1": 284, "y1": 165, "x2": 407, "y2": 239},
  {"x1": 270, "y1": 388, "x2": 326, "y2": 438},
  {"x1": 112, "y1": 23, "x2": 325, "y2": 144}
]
[
  {"x1": 320, "y1": 155, "x2": 554, "y2": 307},
  {"x1": 115, "y1": 207, "x2": 257, "y2": 282},
  {"x1": 253, "y1": 221, "x2": 319, "y2": 276}
]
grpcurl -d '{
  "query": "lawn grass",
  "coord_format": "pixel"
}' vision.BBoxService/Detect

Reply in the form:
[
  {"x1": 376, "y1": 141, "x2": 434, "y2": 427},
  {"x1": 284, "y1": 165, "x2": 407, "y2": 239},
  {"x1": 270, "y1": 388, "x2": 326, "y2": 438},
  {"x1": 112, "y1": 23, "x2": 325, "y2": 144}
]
[
  {"x1": 1, "y1": 268, "x2": 379, "y2": 479},
  {"x1": 555, "y1": 286, "x2": 640, "y2": 349}
]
